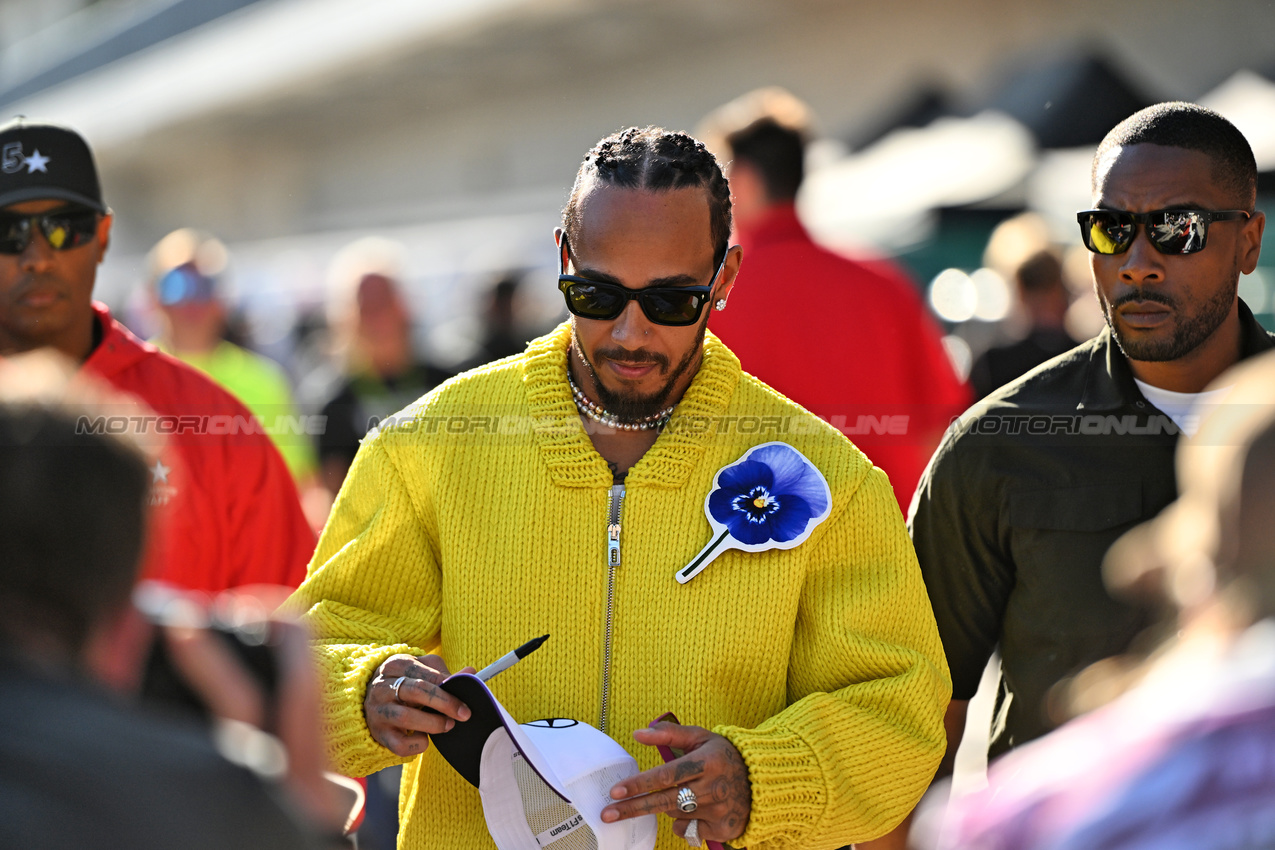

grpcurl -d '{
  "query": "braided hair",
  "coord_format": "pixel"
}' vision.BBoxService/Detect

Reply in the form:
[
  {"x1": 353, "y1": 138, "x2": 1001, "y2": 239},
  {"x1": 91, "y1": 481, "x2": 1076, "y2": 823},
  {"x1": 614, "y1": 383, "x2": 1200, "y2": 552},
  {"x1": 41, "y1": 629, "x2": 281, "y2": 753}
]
[{"x1": 563, "y1": 126, "x2": 732, "y2": 266}]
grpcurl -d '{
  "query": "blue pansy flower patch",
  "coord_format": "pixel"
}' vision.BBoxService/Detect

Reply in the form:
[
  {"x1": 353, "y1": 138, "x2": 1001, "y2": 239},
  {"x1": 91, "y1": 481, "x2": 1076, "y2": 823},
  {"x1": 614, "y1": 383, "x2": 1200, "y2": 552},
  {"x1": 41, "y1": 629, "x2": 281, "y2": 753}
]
[{"x1": 676, "y1": 442, "x2": 832, "y2": 584}]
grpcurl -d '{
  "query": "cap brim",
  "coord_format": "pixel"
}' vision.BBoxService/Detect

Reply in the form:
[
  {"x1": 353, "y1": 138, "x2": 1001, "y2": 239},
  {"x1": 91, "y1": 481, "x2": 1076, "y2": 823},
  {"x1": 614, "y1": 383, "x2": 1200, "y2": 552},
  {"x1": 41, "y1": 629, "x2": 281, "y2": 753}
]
[
  {"x1": 0, "y1": 186, "x2": 106, "y2": 213},
  {"x1": 434, "y1": 672, "x2": 572, "y2": 802}
]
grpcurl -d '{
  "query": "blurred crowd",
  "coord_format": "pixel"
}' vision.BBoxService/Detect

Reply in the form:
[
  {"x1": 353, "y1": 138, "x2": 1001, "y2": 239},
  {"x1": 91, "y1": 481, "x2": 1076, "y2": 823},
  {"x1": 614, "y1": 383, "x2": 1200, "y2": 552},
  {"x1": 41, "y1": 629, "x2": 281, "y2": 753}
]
[
  {"x1": 137, "y1": 228, "x2": 554, "y2": 526},
  {"x1": 2, "y1": 82, "x2": 1274, "y2": 850}
]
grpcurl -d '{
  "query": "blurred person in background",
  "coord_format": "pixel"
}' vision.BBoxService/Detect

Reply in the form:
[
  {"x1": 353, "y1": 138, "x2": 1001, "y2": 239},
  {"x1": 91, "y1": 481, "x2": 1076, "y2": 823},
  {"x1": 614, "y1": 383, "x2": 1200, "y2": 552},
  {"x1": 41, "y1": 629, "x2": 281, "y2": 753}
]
[
  {"x1": 0, "y1": 353, "x2": 347, "y2": 849},
  {"x1": 969, "y1": 214, "x2": 1079, "y2": 400},
  {"x1": 288, "y1": 126, "x2": 950, "y2": 850},
  {"x1": 698, "y1": 87, "x2": 970, "y2": 511},
  {"x1": 0, "y1": 116, "x2": 313, "y2": 591},
  {"x1": 931, "y1": 349, "x2": 1275, "y2": 850},
  {"x1": 316, "y1": 237, "x2": 451, "y2": 495},
  {"x1": 466, "y1": 274, "x2": 529, "y2": 367},
  {"x1": 905, "y1": 102, "x2": 1272, "y2": 845},
  {"x1": 148, "y1": 227, "x2": 318, "y2": 486},
  {"x1": 314, "y1": 237, "x2": 451, "y2": 850}
]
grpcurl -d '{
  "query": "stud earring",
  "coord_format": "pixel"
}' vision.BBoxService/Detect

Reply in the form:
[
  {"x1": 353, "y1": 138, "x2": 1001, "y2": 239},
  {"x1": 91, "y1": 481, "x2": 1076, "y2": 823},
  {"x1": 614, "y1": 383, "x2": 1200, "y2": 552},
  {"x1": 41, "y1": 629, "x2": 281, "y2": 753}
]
[{"x1": 714, "y1": 299, "x2": 727, "y2": 311}]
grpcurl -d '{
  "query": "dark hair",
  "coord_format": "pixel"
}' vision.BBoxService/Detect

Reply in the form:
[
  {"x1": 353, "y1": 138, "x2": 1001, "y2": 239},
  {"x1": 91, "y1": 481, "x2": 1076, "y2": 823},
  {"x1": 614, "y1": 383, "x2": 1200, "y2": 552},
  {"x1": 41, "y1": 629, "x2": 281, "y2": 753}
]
[
  {"x1": 563, "y1": 126, "x2": 732, "y2": 266},
  {"x1": 0, "y1": 403, "x2": 149, "y2": 651},
  {"x1": 1093, "y1": 102, "x2": 1258, "y2": 209},
  {"x1": 727, "y1": 118, "x2": 805, "y2": 201}
]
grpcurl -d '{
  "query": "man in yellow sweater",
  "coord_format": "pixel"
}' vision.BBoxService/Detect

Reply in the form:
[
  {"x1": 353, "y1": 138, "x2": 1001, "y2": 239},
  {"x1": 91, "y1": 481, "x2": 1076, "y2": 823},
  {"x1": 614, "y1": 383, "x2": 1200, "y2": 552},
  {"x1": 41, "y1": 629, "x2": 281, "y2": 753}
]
[{"x1": 288, "y1": 127, "x2": 950, "y2": 850}]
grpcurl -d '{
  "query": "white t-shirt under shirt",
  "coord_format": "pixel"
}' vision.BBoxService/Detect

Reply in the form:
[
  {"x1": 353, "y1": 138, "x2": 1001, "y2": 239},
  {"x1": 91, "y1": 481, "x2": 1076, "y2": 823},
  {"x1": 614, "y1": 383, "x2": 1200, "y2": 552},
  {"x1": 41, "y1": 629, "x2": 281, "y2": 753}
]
[{"x1": 1134, "y1": 378, "x2": 1233, "y2": 437}]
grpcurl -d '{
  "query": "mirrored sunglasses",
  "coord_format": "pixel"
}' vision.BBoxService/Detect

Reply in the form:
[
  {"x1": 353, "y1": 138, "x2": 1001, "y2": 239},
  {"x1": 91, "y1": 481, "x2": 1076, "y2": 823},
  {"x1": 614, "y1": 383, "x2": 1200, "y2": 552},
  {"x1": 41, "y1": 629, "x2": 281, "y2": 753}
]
[
  {"x1": 1077, "y1": 208, "x2": 1249, "y2": 256},
  {"x1": 0, "y1": 208, "x2": 100, "y2": 255}
]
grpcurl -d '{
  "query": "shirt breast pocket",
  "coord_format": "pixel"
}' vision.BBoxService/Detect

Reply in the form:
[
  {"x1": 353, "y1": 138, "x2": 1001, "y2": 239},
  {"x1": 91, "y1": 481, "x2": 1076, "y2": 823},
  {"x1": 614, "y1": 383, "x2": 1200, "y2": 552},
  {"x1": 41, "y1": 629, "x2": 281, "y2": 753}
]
[{"x1": 1003, "y1": 483, "x2": 1147, "y2": 640}]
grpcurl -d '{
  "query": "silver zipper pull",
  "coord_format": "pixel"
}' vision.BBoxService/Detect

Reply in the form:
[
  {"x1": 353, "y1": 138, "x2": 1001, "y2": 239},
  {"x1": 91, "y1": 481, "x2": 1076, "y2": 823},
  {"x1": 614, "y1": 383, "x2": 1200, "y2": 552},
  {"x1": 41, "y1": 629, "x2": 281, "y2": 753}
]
[
  {"x1": 607, "y1": 484, "x2": 624, "y2": 567},
  {"x1": 608, "y1": 522, "x2": 621, "y2": 567}
]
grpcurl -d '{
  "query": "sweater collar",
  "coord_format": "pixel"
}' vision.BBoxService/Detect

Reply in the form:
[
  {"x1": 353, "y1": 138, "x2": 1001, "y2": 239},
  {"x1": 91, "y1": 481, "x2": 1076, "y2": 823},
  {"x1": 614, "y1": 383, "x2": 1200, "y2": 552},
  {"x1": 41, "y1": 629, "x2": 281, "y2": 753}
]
[{"x1": 522, "y1": 321, "x2": 741, "y2": 489}]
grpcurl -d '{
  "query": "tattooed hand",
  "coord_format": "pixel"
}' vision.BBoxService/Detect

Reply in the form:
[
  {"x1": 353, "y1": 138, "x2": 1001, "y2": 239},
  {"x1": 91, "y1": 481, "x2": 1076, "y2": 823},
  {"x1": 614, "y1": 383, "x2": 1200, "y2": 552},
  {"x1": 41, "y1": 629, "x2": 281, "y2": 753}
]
[
  {"x1": 601, "y1": 722, "x2": 751, "y2": 844},
  {"x1": 364, "y1": 654, "x2": 473, "y2": 757}
]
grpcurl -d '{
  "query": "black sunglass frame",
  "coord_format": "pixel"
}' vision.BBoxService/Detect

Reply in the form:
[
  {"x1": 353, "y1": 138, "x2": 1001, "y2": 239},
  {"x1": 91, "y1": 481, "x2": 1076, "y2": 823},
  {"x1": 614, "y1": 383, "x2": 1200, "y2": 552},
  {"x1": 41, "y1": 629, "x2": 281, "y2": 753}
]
[
  {"x1": 556, "y1": 235, "x2": 724, "y2": 327},
  {"x1": 0, "y1": 208, "x2": 101, "y2": 255},
  {"x1": 1076, "y1": 208, "x2": 1250, "y2": 256}
]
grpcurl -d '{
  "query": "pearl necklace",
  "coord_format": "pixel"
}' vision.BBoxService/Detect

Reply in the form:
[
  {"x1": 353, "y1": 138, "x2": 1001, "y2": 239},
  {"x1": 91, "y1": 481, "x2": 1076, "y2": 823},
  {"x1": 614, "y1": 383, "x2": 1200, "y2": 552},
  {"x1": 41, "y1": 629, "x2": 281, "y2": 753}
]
[{"x1": 567, "y1": 371, "x2": 674, "y2": 431}]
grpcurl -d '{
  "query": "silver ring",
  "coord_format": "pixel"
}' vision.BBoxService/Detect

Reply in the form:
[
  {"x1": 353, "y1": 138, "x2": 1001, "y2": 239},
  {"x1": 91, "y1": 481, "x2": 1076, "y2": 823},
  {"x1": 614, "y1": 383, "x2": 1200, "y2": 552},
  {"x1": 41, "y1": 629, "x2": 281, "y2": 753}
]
[
  {"x1": 390, "y1": 675, "x2": 409, "y2": 701},
  {"x1": 676, "y1": 786, "x2": 698, "y2": 814},
  {"x1": 684, "y1": 818, "x2": 701, "y2": 846}
]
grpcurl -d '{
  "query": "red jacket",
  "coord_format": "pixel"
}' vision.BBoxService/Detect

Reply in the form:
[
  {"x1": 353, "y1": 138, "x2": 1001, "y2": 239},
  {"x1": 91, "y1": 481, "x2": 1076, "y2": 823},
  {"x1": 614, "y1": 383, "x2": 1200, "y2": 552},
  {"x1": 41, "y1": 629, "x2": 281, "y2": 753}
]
[
  {"x1": 709, "y1": 205, "x2": 970, "y2": 510},
  {"x1": 82, "y1": 303, "x2": 313, "y2": 591}
]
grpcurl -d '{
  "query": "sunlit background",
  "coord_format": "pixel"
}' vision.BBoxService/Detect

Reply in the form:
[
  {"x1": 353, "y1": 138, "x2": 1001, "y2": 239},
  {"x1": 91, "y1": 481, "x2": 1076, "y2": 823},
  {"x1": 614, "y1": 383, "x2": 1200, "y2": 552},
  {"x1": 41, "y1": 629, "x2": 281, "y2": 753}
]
[{"x1": 4, "y1": 0, "x2": 1275, "y2": 401}]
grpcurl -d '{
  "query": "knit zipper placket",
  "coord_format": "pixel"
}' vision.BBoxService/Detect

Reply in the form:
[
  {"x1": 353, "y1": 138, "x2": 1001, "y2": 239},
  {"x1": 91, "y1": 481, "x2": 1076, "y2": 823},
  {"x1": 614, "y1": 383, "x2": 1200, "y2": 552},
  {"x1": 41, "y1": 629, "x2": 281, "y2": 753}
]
[{"x1": 600, "y1": 483, "x2": 625, "y2": 734}]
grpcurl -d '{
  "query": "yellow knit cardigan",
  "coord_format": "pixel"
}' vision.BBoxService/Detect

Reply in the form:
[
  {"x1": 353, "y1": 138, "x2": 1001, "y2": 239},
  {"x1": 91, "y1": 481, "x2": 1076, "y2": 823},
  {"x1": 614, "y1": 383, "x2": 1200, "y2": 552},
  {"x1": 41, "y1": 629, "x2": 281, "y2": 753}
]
[{"x1": 289, "y1": 324, "x2": 950, "y2": 850}]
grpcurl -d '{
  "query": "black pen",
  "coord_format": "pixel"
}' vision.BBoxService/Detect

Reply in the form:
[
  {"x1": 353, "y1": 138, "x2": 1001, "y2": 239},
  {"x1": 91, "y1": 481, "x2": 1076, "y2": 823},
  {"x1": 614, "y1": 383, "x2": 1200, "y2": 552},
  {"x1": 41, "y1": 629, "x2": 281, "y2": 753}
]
[{"x1": 476, "y1": 635, "x2": 549, "y2": 682}]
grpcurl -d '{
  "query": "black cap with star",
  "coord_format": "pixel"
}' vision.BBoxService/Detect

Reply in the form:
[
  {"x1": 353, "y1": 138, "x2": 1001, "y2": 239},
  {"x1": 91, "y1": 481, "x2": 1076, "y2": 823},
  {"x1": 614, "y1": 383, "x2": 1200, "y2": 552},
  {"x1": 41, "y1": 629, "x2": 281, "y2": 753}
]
[{"x1": 0, "y1": 116, "x2": 105, "y2": 212}]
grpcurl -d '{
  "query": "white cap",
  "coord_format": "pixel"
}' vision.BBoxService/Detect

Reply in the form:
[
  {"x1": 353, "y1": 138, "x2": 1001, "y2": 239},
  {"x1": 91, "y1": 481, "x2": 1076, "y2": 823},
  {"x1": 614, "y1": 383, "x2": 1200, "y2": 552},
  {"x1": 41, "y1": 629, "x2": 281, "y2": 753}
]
[{"x1": 433, "y1": 673, "x2": 658, "y2": 850}]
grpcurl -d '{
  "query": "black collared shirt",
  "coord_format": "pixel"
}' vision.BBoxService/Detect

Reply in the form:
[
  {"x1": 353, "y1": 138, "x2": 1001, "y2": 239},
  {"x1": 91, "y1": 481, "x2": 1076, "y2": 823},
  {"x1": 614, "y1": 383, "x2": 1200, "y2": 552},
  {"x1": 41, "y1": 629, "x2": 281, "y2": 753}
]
[{"x1": 910, "y1": 300, "x2": 1275, "y2": 756}]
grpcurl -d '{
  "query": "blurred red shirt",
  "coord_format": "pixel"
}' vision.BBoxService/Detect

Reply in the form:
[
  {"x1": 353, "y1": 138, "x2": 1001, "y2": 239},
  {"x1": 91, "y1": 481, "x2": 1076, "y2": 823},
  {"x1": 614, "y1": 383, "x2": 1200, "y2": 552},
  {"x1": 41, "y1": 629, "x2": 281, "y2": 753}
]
[
  {"x1": 709, "y1": 205, "x2": 970, "y2": 510},
  {"x1": 83, "y1": 302, "x2": 313, "y2": 591}
]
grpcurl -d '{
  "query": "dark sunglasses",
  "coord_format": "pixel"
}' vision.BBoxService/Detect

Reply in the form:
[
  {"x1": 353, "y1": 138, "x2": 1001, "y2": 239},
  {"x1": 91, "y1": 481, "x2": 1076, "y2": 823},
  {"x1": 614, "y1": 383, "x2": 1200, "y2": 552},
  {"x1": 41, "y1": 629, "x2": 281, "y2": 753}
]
[
  {"x1": 0, "y1": 208, "x2": 100, "y2": 255},
  {"x1": 557, "y1": 237, "x2": 724, "y2": 327},
  {"x1": 1077, "y1": 208, "x2": 1249, "y2": 256}
]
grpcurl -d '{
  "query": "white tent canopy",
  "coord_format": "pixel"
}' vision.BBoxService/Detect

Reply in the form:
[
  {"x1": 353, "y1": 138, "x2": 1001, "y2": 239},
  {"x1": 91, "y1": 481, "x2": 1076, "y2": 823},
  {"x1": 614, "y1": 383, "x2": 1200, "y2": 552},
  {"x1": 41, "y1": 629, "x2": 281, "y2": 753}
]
[
  {"x1": 799, "y1": 110, "x2": 1037, "y2": 254},
  {"x1": 1199, "y1": 69, "x2": 1275, "y2": 173}
]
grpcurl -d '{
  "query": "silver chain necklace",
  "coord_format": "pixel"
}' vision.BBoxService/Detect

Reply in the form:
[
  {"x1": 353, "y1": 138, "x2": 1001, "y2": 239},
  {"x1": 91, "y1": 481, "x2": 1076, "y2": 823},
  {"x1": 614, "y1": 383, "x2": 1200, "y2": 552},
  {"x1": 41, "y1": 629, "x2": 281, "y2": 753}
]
[{"x1": 566, "y1": 370, "x2": 674, "y2": 431}]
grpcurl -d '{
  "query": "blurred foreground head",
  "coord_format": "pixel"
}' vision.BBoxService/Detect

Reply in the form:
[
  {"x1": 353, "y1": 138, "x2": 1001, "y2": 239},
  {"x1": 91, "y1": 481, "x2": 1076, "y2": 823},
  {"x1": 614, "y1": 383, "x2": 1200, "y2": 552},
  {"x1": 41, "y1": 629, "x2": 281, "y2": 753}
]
[
  {"x1": 1106, "y1": 349, "x2": 1275, "y2": 622},
  {"x1": 0, "y1": 352, "x2": 150, "y2": 657}
]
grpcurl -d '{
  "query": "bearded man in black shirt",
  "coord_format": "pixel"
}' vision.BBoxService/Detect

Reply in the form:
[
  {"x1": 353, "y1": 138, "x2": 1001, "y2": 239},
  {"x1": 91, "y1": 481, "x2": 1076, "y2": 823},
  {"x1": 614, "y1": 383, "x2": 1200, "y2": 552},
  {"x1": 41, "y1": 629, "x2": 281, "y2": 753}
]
[{"x1": 911, "y1": 102, "x2": 1273, "y2": 774}]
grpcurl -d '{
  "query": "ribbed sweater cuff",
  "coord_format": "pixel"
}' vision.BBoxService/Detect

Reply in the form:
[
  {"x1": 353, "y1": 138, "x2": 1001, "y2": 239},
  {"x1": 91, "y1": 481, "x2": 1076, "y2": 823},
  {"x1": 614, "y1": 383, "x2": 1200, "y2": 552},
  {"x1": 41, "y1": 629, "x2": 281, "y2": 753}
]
[
  {"x1": 321, "y1": 642, "x2": 423, "y2": 777},
  {"x1": 714, "y1": 720, "x2": 826, "y2": 848}
]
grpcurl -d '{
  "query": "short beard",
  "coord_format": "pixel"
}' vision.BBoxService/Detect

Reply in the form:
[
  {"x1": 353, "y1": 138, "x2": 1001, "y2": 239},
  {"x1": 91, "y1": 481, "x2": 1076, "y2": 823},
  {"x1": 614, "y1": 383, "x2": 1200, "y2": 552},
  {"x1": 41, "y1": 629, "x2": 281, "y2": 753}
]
[
  {"x1": 1100, "y1": 266, "x2": 1239, "y2": 363},
  {"x1": 570, "y1": 318, "x2": 708, "y2": 420}
]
